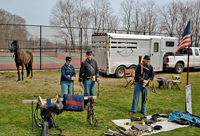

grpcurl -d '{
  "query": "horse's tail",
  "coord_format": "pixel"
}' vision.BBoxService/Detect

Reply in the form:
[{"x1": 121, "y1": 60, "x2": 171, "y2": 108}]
[
  {"x1": 25, "y1": 51, "x2": 33, "y2": 77},
  {"x1": 26, "y1": 61, "x2": 31, "y2": 77}
]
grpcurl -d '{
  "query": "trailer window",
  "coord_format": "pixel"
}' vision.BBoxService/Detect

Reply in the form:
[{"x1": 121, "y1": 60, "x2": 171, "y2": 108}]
[
  {"x1": 195, "y1": 49, "x2": 199, "y2": 56},
  {"x1": 118, "y1": 42, "x2": 126, "y2": 44},
  {"x1": 127, "y1": 42, "x2": 137, "y2": 44},
  {"x1": 127, "y1": 47, "x2": 137, "y2": 49},
  {"x1": 166, "y1": 41, "x2": 174, "y2": 47},
  {"x1": 111, "y1": 42, "x2": 117, "y2": 44},
  {"x1": 111, "y1": 46, "x2": 117, "y2": 48},
  {"x1": 154, "y1": 42, "x2": 159, "y2": 52}
]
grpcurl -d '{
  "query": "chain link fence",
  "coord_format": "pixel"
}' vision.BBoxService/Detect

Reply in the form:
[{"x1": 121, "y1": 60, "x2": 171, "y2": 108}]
[{"x1": 0, "y1": 24, "x2": 199, "y2": 71}]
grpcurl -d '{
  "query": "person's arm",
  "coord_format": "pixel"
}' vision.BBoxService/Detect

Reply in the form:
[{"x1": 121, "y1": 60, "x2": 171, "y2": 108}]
[
  {"x1": 61, "y1": 66, "x2": 72, "y2": 80},
  {"x1": 79, "y1": 62, "x2": 84, "y2": 82},
  {"x1": 149, "y1": 66, "x2": 154, "y2": 81},
  {"x1": 95, "y1": 60, "x2": 99, "y2": 78},
  {"x1": 72, "y1": 65, "x2": 76, "y2": 77}
]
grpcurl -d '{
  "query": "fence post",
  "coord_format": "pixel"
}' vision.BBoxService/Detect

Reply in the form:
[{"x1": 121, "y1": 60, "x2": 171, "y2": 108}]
[
  {"x1": 40, "y1": 26, "x2": 42, "y2": 70},
  {"x1": 7, "y1": 39, "x2": 9, "y2": 53},
  {"x1": 56, "y1": 41, "x2": 57, "y2": 57},
  {"x1": 80, "y1": 27, "x2": 82, "y2": 64}
]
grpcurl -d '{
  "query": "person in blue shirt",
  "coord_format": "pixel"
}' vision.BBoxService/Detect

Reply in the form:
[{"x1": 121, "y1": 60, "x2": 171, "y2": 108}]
[
  {"x1": 61, "y1": 56, "x2": 76, "y2": 97},
  {"x1": 129, "y1": 55, "x2": 154, "y2": 116}
]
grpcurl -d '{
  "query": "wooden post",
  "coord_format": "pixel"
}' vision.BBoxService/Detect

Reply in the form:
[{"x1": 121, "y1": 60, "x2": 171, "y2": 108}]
[
  {"x1": 139, "y1": 56, "x2": 142, "y2": 64},
  {"x1": 22, "y1": 96, "x2": 97, "y2": 104}
]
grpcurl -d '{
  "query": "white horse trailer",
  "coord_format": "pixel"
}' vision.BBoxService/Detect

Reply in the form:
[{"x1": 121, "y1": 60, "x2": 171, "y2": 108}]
[{"x1": 91, "y1": 33, "x2": 178, "y2": 77}]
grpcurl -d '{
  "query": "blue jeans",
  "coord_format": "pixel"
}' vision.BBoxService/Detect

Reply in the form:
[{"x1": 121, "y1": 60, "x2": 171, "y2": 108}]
[
  {"x1": 61, "y1": 80, "x2": 73, "y2": 97},
  {"x1": 84, "y1": 79, "x2": 95, "y2": 96},
  {"x1": 131, "y1": 81, "x2": 149, "y2": 112}
]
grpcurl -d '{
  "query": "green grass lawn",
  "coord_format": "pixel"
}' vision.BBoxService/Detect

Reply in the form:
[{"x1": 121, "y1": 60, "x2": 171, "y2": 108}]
[{"x1": 0, "y1": 70, "x2": 200, "y2": 136}]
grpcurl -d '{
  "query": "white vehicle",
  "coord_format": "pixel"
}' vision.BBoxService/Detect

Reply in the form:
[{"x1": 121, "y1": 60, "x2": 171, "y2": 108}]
[
  {"x1": 91, "y1": 33, "x2": 178, "y2": 77},
  {"x1": 163, "y1": 47, "x2": 200, "y2": 74}
]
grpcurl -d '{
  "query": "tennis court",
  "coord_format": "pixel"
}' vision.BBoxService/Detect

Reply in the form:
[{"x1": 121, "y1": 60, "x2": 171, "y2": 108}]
[{"x1": 0, "y1": 52, "x2": 84, "y2": 70}]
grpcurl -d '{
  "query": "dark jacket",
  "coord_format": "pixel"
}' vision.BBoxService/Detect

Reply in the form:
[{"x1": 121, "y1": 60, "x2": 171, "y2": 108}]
[
  {"x1": 61, "y1": 63, "x2": 76, "y2": 81},
  {"x1": 134, "y1": 62, "x2": 154, "y2": 84},
  {"x1": 79, "y1": 59, "x2": 99, "y2": 82}
]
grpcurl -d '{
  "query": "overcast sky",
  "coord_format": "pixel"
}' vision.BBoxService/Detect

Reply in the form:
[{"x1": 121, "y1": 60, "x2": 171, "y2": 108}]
[{"x1": 0, "y1": 0, "x2": 176, "y2": 25}]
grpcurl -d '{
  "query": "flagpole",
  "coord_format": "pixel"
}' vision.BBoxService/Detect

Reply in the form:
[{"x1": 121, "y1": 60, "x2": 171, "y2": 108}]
[
  {"x1": 186, "y1": 43, "x2": 190, "y2": 85},
  {"x1": 186, "y1": 21, "x2": 191, "y2": 86}
]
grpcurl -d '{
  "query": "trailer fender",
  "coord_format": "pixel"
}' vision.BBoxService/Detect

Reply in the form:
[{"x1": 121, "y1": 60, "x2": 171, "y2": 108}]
[
  {"x1": 129, "y1": 65, "x2": 137, "y2": 72},
  {"x1": 112, "y1": 64, "x2": 126, "y2": 75}
]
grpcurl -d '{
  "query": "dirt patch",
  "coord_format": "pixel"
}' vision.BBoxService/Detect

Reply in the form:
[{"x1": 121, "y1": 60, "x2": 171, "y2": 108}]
[{"x1": 5, "y1": 75, "x2": 15, "y2": 78}]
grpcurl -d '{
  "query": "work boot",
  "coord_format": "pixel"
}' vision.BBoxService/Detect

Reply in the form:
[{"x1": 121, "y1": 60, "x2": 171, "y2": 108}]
[
  {"x1": 129, "y1": 111, "x2": 135, "y2": 115},
  {"x1": 141, "y1": 112, "x2": 147, "y2": 116}
]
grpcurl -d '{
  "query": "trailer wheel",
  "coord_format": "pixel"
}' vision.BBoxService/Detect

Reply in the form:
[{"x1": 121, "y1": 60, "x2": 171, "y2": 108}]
[
  {"x1": 129, "y1": 66, "x2": 136, "y2": 73},
  {"x1": 175, "y1": 63, "x2": 183, "y2": 74},
  {"x1": 116, "y1": 66, "x2": 125, "y2": 78}
]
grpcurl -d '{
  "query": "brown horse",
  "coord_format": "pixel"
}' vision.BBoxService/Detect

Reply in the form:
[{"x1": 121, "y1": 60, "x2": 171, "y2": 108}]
[{"x1": 10, "y1": 40, "x2": 33, "y2": 81}]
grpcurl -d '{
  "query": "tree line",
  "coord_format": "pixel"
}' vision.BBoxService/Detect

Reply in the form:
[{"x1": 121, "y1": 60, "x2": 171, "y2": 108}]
[
  {"x1": 0, "y1": 8, "x2": 29, "y2": 47},
  {"x1": 49, "y1": 0, "x2": 200, "y2": 47},
  {"x1": 0, "y1": 0, "x2": 200, "y2": 49}
]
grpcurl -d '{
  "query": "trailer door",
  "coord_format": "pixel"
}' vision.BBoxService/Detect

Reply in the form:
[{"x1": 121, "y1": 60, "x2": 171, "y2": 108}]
[{"x1": 151, "y1": 41, "x2": 162, "y2": 71}]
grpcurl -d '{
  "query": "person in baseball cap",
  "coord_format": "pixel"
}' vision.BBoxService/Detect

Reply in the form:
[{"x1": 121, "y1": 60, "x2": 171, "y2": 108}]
[
  {"x1": 60, "y1": 56, "x2": 76, "y2": 97},
  {"x1": 129, "y1": 55, "x2": 154, "y2": 116},
  {"x1": 79, "y1": 51, "x2": 100, "y2": 109}
]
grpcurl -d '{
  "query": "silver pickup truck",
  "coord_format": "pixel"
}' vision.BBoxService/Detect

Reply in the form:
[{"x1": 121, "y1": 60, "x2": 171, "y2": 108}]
[{"x1": 163, "y1": 47, "x2": 200, "y2": 73}]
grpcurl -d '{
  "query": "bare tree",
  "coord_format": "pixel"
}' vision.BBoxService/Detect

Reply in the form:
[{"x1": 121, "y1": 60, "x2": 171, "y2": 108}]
[
  {"x1": 90, "y1": 0, "x2": 117, "y2": 33},
  {"x1": 90, "y1": 0, "x2": 102, "y2": 33},
  {"x1": 140, "y1": 0, "x2": 157, "y2": 35},
  {"x1": 0, "y1": 8, "x2": 28, "y2": 47},
  {"x1": 132, "y1": 1, "x2": 141, "y2": 33},
  {"x1": 159, "y1": 2, "x2": 179, "y2": 36},
  {"x1": 119, "y1": 0, "x2": 134, "y2": 34},
  {"x1": 175, "y1": 1, "x2": 192, "y2": 36},
  {"x1": 190, "y1": 0, "x2": 200, "y2": 46},
  {"x1": 49, "y1": 0, "x2": 76, "y2": 49}
]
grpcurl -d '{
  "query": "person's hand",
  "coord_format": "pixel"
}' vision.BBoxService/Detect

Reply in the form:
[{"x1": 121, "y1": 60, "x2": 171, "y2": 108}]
[
  {"x1": 97, "y1": 78, "x2": 101, "y2": 81},
  {"x1": 80, "y1": 82, "x2": 84, "y2": 88},
  {"x1": 143, "y1": 80, "x2": 148, "y2": 85},
  {"x1": 71, "y1": 76, "x2": 76, "y2": 81}
]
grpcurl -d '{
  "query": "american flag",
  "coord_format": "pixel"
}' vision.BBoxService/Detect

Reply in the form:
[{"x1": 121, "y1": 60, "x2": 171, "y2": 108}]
[{"x1": 175, "y1": 21, "x2": 191, "y2": 53}]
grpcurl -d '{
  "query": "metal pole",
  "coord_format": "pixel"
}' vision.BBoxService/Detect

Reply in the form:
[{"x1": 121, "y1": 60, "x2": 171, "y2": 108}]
[
  {"x1": 56, "y1": 41, "x2": 57, "y2": 57},
  {"x1": 186, "y1": 35, "x2": 192, "y2": 85},
  {"x1": 40, "y1": 26, "x2": 42, "y2": 70},
  {"x1": 32, "y1": 101, "x2": 33, "y2": 132},
  {"x1": 7, "y1": 39, "x2": 9, "y2": 53},
  {"x1": 187, "y1": 35, "x2": 191, "y2": 85},
  {"x1": 80, "y1": 28, "x2": 83, "y2": 64}
]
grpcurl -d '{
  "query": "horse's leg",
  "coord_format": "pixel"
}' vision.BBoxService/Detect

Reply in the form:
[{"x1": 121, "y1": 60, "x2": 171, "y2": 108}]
[
  {"x1": 17, "y1": 66, "x2": 20, "y2": 81},
  {"x1": 25, "y1": 64, "x2": 29, "y2": 77},
  {"x1": 22, "y1": 64, "x2": 24, "y2": 81}
]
